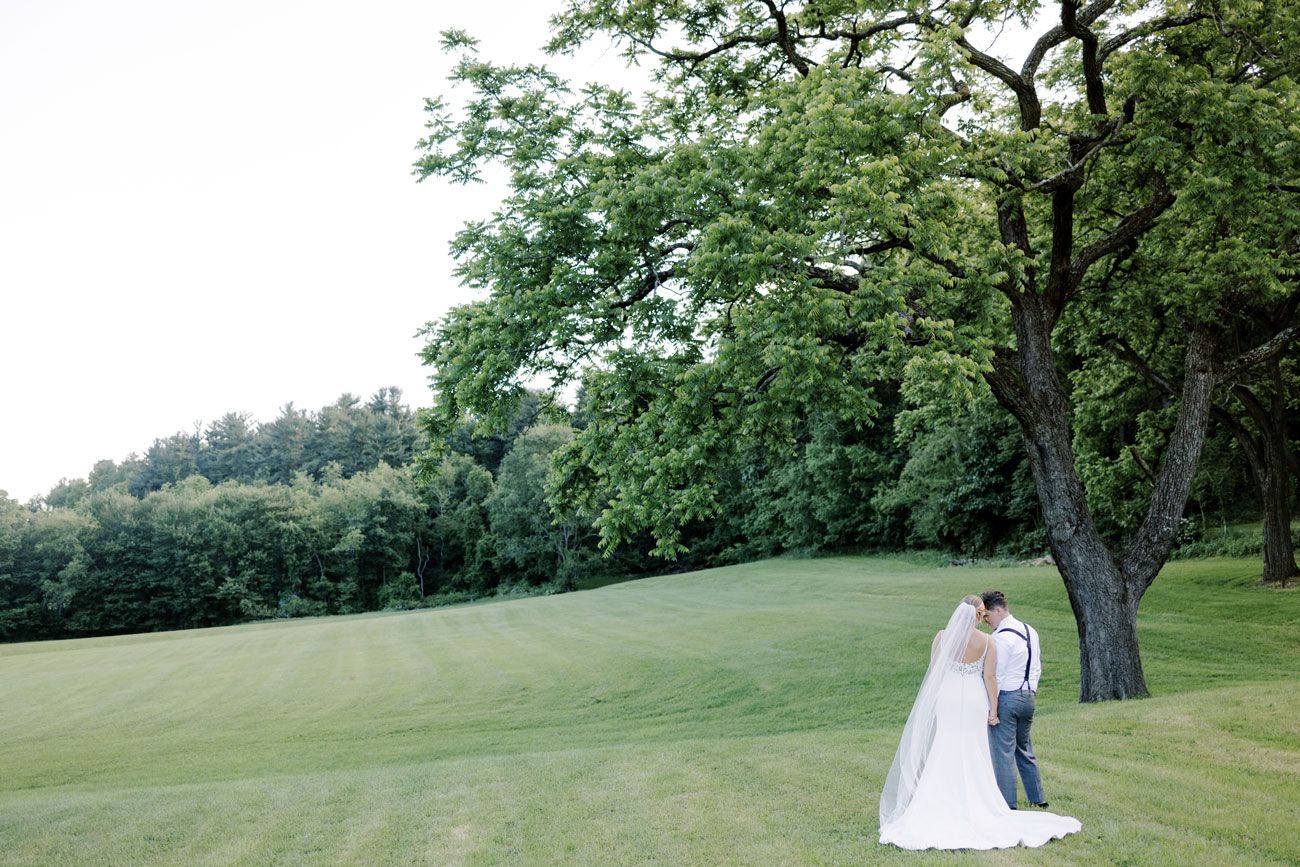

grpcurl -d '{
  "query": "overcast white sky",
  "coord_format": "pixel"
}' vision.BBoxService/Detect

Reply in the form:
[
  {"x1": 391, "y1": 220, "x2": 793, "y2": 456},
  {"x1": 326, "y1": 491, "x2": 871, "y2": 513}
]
[
  {"x1": 0, "y1": 0, "x2": 635, "y2": 502},
  {"x1": 1, "y1": 1, "x2": 1037, "y2": 504}
]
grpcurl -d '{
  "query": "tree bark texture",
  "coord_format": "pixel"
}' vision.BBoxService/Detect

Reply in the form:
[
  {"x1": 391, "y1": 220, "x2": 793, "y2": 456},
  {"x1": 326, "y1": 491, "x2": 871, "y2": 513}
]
[
  {"x1": 1260, "y1": 440, "x2": 1298, "y2": 588},
  {"x1": 1119, "y1": 332, "x2": 1298, "y2": 587},
  {"x1": 1230, "y1": 362, "x2": 1300, "y2": 587},
  {"x1": 988, "y1": 290, "x2": 1218, "y2": 701}
]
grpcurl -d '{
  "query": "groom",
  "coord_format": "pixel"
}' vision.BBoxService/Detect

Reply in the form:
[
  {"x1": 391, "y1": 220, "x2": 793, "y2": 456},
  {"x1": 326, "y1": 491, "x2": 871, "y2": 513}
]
[{"x1": 981, "y1": 590, "x2": 1049, "y2": 810}]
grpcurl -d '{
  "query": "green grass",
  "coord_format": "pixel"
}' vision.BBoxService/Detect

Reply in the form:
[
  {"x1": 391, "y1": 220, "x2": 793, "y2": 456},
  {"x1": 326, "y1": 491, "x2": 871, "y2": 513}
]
[
  {"x1": 1173, "y1": 518, "x2": 1300, "y2": 562},
  {"x1": 2, "y1": 556, "x2": 1297, "y2": 865}
]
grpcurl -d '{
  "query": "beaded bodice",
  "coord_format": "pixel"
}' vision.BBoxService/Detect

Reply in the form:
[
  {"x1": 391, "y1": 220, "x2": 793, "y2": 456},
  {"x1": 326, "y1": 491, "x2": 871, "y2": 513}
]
[{"x1": 951, "y1": 640, "x2": 988, "y2": 676}]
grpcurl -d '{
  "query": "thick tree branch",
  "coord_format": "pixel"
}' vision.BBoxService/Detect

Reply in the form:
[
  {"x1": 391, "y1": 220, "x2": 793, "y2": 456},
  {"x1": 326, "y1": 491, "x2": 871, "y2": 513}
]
[
  {"x1": 1098, "y1": 11, "x2": 1211, "y2": 61},
  {"x1": 1127, "y1": 445, "x2": 1158, "y2": 487},
  {"x1": 914, "y1": 247, "x2": 967, "y2": 281},
  {"x1": 1213, "y1": 402, "x2": 1263, "y2": 464},
  {"x1": 823, "y1": 15, "x2": 923, "y2": 43},
  {"x1": 950, "y1": 32, "x2": 1041, "y2": 130},
  {"x1": 997, "y1": 199, "x2": 1036, "y2": 296},
  {"x1": 1110, "y1": 336, "x2": 1179, "y2": 397},
  {"x1": 984, "y1": 346, "x2": 1037, "y2": 426},
  {"x1": 1069, "y1": 174, "x2": 1174, "y2": 289},
  {"x1": 857, "y1": 238, "x2": 910, "y2": 257},
  {"x1": 1109, "y1": 334, "x2": 1276, "y2": 502},
  {"x1": 761, "y1": 0, "x2": 812, "y2": 77},
  {"x1": 876, "y1": 63, "x2": 915, "y2": 82},
  {"x1": 1061, "y1": 1, "x2": 1108, "y2": 114},
  {"x1": 632, "y1": 7, "x2": 921, "y2": 77},
  {"x1": 935, "y1": 83, "x2": 972, "y2": 119},
  {"x1": 610, "y1": 264, "x2": 675, "y2": 309},
  {"x1": 624, "y1": 29, "x2": 777, "y2": 70},
  {"x1": 651, "y1": 241, "x2": 695, "y2": 260},
  {"x1": 753, "y1": 366, "x2": 781, "y2": 393},
  {"x1": 839, "y1": 236, "x2": 964, "y2": 281},
  {"x1": 1229, "y1": 382, "x2": 1274, "y2": 432},
  {"x1": 1121, "y1": 325, "x2": 1218, "y2": 589},
  {"x1": 1218, "y1": 321, "x2": 1300, "y2": 381},
  {"x1": 1045, "y1": 185, "x2": 1077, "y2": 319},
  {"x1": 1029, "y1": 96, "x2": 1135, "y2": 193},
  {"x1": 1110, "y1": 330, "x2": 1295, "y2": 484},
  {"x1": 1022, "y1": 0, "x2": 1115, "y2": 81},
  {"x1": 807, "y1": 264, "x2": 861, "y2": 294}
]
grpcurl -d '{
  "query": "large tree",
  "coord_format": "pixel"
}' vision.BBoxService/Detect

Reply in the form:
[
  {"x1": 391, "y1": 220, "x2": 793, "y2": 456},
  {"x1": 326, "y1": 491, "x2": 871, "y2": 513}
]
[
  {"x1": 1105, "y1": 299, "x2": 1299, "y2": 587},
  {"x1": 416, "y1": 1, "x2": 1300, "y2": 700}
]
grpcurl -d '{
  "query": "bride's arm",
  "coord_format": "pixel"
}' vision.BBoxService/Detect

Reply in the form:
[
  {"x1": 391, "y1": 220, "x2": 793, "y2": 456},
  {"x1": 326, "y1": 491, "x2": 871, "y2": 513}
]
[
  {"x1": 984, "y1": 639, "x2": 999, "y2": 725},
  {"x1": 930, "y1": 630, "x2": 943, "y2": 662}
]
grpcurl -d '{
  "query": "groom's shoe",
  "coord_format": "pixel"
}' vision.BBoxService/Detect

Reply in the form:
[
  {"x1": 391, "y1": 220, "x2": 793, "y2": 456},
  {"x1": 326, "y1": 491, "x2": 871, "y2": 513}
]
[{"x1": 1030, "y1": 801, "x2": 1049, "y2": 809}]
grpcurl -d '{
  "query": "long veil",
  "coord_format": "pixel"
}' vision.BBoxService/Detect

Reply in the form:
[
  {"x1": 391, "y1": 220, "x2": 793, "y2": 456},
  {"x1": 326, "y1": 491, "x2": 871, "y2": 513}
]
[{"x1": 879, "y1": 600, "x2": 979, "y2": 828}]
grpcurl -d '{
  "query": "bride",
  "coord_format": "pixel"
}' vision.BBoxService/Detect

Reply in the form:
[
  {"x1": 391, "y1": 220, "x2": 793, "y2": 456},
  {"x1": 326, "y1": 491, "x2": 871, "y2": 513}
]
[{"x1": 879, "y1": 595, "x2": 1081, "y2": 849}]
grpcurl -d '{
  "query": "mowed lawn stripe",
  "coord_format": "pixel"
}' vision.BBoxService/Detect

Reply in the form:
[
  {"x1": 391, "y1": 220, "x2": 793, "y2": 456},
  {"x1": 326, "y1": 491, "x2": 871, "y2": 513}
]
[{"x1": 1, "y1": 555, "x2": 1297, "y2": 865}]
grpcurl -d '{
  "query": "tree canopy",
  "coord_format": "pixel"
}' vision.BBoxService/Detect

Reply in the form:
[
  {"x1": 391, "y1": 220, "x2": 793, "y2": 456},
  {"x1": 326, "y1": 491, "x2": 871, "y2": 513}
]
[{"x1": 416, "y1": 0, "x2": 1300, "y2": 700}]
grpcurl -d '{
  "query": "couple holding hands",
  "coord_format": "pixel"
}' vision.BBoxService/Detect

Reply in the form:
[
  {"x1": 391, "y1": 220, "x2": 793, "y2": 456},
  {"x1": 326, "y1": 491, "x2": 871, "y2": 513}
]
[{"x1": 879, "y1": 591, "x2": 1081, "y2": 850}]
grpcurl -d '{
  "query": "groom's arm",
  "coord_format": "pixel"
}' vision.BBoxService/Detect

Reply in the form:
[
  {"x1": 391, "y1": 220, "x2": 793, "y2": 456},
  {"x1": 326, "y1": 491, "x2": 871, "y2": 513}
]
[{"x1": 1030, "y1": 627, "x2": 1043, "y2": 689}]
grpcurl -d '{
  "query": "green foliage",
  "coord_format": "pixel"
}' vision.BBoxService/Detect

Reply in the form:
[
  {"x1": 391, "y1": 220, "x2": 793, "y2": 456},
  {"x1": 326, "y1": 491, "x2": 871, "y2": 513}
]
[
  {"x1": 419, "y1": 452, "x2": 496, "y2": 595},
  {"x1": 6, "y1": 368, "x2": 1269, "y2": 643},
  {"x1": 1174, "y1": 520, "x2": 1300, "y2": 561},
  {"x1": 743, "y1": 420, "x2": 902, "y2": 554},
  {"x1": 415, "y1": 0, "x2": 1300, "y2": 563},
  {"x1": 415, "y1": 8, "x2": 1022, "y2": 556},
  {"x1": 42, "y1": 478, "x2": 90, "y2": 510},
  {"x1": 70, "y1": 389, "x2": 427, "y2": 501},
  {"x1": 1067, "y1": 348, "x2": 1174, "y2": 539},
  {"x1": 197, "y1": 412, "x2": 258, "y2": 484},
  {"x1": 487, "y1": 424, "x2": 597, "y2": 588},
  {"x1": 439, "y1": 390, "x2": 549, "y2": 477},
  {"x1": 2, "y1": 391, "x2": 661, "y2": 640},
  {"x1": 721, "y1": 398, "x2": 909, "y2": 558},
  {"x1": 0, "y1": 497, "x2": 36, "y2": 638},
  {"x1": 875, "y1": 400, "x2": 1041, "y2": 556}
]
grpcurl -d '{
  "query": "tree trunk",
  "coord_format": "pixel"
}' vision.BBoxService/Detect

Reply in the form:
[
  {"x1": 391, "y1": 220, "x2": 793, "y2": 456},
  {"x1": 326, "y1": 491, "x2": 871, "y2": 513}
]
[
  {"x1": 1016, "y1": 423, "x2": 1153, "y2": 699},
  {"x1": 1011, "y1": 403, "x2": 1153, "y2": 700},
  {"x1": 1127, "y1": 338, "x2": 1298, "y2": 587},
  {"x1": 988, "y1": 295, "x2": 1217, "y2": 701},
  {"x1": 1240, "y1": 430, "x2": 1299, "y2": 588},
  {"x1": 1066, "y1": 569, "x2": 1147, "y2": 700},
  {"x1": 1223, "y1": 360, "x2": 1299, "y2": 587},
  {"x1": 1261, "y1": 452, "x2": 1297, "y2": 587},
  {"x1": 415, "y1": 536, "x2": 428, "y2": 598},
  {"x1": 1255, "y1": 363, "x2": 1299, "y2": 587}
]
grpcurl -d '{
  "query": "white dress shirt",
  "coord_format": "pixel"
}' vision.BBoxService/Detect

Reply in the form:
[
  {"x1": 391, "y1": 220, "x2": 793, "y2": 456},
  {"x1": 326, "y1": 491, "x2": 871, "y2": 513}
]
[{"x1": 991, "y1": 614, "x2": 1041, "y2": 692}]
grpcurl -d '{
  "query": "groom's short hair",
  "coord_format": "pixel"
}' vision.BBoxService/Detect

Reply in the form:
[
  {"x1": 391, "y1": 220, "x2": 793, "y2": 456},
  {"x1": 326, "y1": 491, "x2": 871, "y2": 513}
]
[{"x1": 982, "y1": 590, "x2": 1008, "y2": 611}]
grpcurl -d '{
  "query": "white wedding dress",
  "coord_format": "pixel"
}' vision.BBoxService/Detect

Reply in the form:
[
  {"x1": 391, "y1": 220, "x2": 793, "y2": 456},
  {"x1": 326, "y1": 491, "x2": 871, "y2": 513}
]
[{"x1": 879, "y1": 602, "x2": 1081, "y2": 850}]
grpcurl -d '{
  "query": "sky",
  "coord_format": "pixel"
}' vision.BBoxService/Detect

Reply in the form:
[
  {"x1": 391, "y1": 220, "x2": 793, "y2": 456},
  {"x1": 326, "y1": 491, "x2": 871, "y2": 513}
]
[
  {"x1": 0, "y1": 0, "x2": 635, "y2": 502},
  {"x1": 1, "y1": 1, "x2": 1037, "y2": 504}
]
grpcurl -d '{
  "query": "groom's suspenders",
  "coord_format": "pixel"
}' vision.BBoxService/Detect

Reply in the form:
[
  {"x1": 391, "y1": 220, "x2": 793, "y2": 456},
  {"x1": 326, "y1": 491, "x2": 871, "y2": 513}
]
[{"x1": 997, "y1": 624, "x2": 1034, "y2": 692}]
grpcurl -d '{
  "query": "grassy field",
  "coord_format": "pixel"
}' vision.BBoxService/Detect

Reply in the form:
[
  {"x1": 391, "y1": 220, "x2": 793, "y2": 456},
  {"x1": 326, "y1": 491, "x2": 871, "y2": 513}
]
[{"x1": 1, "y1": 555, "x2": 1296, "y2": 865}]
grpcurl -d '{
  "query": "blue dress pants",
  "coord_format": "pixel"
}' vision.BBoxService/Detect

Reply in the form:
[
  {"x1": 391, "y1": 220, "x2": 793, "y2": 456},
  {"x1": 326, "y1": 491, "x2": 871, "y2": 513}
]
[{"x1": 988, "y1": 689, "x2": 1044, "y2": 808}]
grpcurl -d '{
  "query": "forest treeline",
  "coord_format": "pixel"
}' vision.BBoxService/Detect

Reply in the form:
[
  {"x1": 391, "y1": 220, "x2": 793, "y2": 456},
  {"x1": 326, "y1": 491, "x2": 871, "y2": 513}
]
[{"x1": 0, "y1": 384, "x2": 1277, "y2": 642}]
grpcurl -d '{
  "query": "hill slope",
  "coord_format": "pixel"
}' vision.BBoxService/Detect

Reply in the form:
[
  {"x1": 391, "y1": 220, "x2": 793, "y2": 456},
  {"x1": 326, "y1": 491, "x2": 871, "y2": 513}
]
[{"x1": 2, "y1": 556, "x2": 1296, "y2": 865}]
